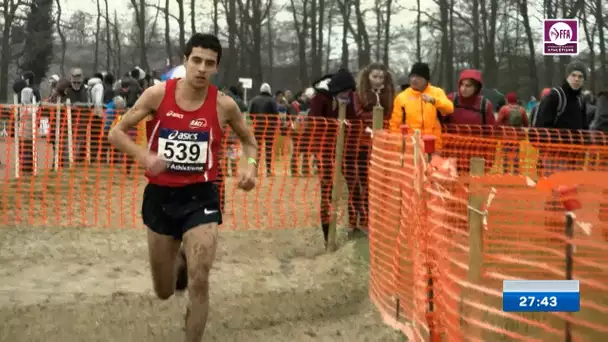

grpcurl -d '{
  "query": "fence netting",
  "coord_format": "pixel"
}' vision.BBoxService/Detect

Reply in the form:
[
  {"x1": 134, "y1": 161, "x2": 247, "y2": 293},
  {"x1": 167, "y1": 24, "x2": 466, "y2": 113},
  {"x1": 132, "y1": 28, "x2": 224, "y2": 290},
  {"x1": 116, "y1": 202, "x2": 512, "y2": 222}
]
[
  {"x1": 2, "y1": 104, "x2": 607, "y2": 340},
  {"x1": 368, "y1": 126, "x2": 608, "y2": 341}
]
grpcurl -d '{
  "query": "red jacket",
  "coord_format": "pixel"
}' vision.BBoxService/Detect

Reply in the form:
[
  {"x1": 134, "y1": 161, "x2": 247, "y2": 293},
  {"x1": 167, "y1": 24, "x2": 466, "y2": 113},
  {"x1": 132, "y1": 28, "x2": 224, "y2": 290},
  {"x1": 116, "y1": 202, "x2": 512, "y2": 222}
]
[{"x1": 447, "y1": 69, "x2": 496, "y2": 126}]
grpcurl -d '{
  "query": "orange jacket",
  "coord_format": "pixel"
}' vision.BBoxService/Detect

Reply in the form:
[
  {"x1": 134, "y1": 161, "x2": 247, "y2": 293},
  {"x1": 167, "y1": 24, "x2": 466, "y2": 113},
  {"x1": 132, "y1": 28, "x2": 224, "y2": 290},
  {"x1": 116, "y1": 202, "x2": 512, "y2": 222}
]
[{"x1": 389, "y1": 84, "x2": 454, "y2": 148}]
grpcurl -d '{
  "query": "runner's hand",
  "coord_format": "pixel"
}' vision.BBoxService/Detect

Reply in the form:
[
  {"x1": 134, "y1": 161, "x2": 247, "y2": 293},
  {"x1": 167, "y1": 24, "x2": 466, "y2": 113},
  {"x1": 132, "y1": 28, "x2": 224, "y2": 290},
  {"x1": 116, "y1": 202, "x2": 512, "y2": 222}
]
[
  {"x1": 237, "y1": 164, "x2": 257, "y2": 191},
  {"x1": 143, "y1": 153, "x2": 167, "y2": 176}
]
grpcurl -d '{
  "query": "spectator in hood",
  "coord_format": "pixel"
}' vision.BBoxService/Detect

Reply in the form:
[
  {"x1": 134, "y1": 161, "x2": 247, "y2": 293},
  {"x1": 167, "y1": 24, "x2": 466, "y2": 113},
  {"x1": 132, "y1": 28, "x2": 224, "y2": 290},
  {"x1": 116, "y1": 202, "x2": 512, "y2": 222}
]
[
  {"x1": 389, "y1": 62, "x2": 454, "y2": 149},
  {"x1": 446, "y1": 69, "x2": 495, "y2": 126},
  {"x1": 351, "y1": 63, "x2": 395, "y2": 232},
  {"x1": 497, "y1": 92, "x2": 528, "y2": 127},
  {"x1": 249, "y1": 82, "x2": 279, "y2": 176},
  {"x1": 309, "y1": 68, "x2": 358, "y2": 246},
  {"x1": 87, "y1": 74, "x2": 105, "y2": 163},
  {"x1": 46, "y1": 74, "x2": 60, "y2": 101},
  {"x1": 533, "y1": 60, "x2": 588, "y2": 130}
]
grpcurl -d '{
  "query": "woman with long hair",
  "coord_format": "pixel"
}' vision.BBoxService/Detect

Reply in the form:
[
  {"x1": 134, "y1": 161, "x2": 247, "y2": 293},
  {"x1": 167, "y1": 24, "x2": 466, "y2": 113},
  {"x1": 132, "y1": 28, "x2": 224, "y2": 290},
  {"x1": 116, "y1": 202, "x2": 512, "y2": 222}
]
[{"x1": 348, "y1": 63, "x2": 395, "y2": 233}]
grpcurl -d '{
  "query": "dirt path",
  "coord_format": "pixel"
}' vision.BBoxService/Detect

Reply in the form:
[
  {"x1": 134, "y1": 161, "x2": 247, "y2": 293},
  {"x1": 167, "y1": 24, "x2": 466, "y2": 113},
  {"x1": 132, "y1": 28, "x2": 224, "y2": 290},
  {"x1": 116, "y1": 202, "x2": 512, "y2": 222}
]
[{"x1": 0, "y1": 227, "x2": 403, "y2": 342}]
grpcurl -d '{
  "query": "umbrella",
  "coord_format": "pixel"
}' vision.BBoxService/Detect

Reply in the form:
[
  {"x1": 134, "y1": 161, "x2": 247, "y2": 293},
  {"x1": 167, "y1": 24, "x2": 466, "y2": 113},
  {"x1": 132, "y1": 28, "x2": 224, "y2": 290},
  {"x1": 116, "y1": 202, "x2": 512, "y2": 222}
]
[{"x1": 161, "y1": 65, "x2": 186, "y2": 80}]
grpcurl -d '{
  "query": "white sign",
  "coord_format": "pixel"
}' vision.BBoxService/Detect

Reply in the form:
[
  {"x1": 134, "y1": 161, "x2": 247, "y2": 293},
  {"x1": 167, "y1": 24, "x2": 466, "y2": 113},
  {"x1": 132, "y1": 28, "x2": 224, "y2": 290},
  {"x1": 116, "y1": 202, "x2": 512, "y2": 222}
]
[{"x1": 239, "y1": 77, "x2": 253, "y2": 89}]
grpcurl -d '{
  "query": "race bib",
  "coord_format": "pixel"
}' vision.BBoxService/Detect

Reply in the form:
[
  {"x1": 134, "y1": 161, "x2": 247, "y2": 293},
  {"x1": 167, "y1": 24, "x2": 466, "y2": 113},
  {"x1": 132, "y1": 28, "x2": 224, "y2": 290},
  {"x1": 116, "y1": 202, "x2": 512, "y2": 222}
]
[{"x1": 157, "y1": 128, "x2": 209, "y2": 172}]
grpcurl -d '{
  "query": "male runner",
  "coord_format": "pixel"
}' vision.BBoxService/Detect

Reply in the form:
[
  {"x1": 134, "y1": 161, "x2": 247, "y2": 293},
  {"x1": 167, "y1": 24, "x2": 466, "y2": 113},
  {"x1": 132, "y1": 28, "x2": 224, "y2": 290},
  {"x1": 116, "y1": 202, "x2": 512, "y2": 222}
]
[{"x1": 108, "y1": 33, "x2": 258, "y2": 341}]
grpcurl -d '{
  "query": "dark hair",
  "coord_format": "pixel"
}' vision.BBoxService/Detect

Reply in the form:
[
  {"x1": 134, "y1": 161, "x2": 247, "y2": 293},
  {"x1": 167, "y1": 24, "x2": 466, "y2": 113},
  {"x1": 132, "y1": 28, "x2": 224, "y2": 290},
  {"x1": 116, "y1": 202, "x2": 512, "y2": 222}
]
[
  {"x1": 93, "y1": 72, "x2": 104, "y2": 79},
  {"x1": 275, "y1": 90, "x2": 284, "y2": 97},
  {"x1": 130, "y1": 68, "x2": 141, "y2": 79},
  {"x1": 22, "y1": 71, "x2": 35, "y2": 85},
  {"x1": 184, "y1": 33, "x2": 222, "y2": 65},
  {"x1": 103, "y1": 73, "x2": 115, "y2": 85},
  {"x1": 295, "y1": 91, "x2": 303, "y2": 98}
]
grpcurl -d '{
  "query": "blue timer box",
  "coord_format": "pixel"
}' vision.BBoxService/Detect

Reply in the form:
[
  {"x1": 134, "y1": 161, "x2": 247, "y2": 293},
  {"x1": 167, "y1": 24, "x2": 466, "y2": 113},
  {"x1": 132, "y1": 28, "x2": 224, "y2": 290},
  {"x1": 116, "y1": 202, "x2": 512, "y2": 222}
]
[{"x1": 503, "y1": 280, "x2": 580, "y2": 312}]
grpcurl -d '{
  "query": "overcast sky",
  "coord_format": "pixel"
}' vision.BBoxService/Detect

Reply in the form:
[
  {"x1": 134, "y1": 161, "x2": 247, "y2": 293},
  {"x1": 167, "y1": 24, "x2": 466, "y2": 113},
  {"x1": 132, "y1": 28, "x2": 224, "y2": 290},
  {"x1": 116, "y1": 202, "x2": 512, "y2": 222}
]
[{"x1": 59, "y1": 0, "x2": 588, "y2": 68}]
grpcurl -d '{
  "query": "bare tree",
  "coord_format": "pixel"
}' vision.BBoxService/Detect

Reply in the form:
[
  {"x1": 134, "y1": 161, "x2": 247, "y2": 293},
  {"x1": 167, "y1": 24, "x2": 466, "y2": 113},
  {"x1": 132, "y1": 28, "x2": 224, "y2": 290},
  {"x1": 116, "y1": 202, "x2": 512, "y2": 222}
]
[
  {"x1": 190, "y1": 0, "x2": 196, "y2": 34},
  {"x1": 0, "y1": 0, "x2": 27, "y2": 101},
  {"x1": 55, "y1": 0, "x2": 67, "y2": 76},
  {"x1": 103, "y1": 0, "x2": 112, "y2": 71},
  {"x1": 94, "y1": 0, "x2": 102, "y2": 71}
]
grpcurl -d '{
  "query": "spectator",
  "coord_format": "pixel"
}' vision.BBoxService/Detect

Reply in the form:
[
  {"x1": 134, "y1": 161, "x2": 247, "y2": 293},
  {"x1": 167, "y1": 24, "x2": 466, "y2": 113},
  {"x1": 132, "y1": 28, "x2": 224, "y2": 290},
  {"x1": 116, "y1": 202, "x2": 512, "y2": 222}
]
[
  {"x1": 87, "y1": 74, "x2": 105, "y2": 163},
  {"x1": 13, "y1": 71, "x2": 41, "y2": 104},
  {"x1": 529, "y1": 88, "x2": 551, "y2": 125},
  {"x1": 309, "y1": 68, "x2": 357, "y2": 246},
  {"x1": 64, "y1": 68, "x2": 88, "y2": 104},
  {"x1": 46, "y1": 74, "x2": 60, "y2": 101},
  {"x1": 118, "y1": 75, "x2": 142, "y2": 108},
  {"x1": 497, "y1": 92, "x2": 528, "y2": 127},
  {"x1": 295, "y1": 90, "x2": 310, "y2": 113},
  {"x1": 533, "y1": 60, "x2": 588, "y2": 130},
  {"x1": 351, "y1": 62, "x2": 395, "y2": 232},
  {"x1": 249, "y1": 82, "x2": 279, "y2": 176},
  {"x1": 446, "y1": 69, "x2": 495, "y2": 126},
  {"x1": 526, "y1": 96, "x2": 537, "y2": 113},
  {"x1": 284, "y1": 90, "x2": 301, "y2": 113},
  {"x1": 227, "y1": 85, "x2": 248, "y2": 112},
  {"x1": 389, "y1": 62, "x2": 454, "y2": 149},
  {"x1": 102, "y1": 73, "x2": 116, "y2": 104}
]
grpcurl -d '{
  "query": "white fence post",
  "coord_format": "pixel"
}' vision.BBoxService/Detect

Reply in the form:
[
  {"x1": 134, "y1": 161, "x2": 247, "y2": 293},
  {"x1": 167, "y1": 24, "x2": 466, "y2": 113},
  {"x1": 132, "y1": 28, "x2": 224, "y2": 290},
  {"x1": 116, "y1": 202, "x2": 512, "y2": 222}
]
[
  {"x1": 66, "y1": 99, "x2": 74, "y2": 168},
  {"x1": 53, "y1": 101, "x2": 62, "y2": 171},
  {"x1": 31, "y1": 97, "x2": 38, "y2": 176}
]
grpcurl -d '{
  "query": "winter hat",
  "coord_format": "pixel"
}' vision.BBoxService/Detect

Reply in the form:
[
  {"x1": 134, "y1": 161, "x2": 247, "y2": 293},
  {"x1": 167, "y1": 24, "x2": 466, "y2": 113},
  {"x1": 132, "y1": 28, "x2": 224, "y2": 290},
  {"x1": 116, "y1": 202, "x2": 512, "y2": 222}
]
[
  {"x1": 565, "y1": 60, "x2": 587, "y2": 79},
  {"x1": 409, "y1": 62, "x2": 430, "y2": 81},
  {"x1": 328, "y1": 68, "x2": 356, "y2": 94},
  {"x1": 260, "y1": 83, "x2": 271, "y2": 94},
  {"x1": 540, "y1": 88, "x2": 551, "y2": 98},
  {"x1": 505, "y1": 92, "x2": 518, "y2": 104}
]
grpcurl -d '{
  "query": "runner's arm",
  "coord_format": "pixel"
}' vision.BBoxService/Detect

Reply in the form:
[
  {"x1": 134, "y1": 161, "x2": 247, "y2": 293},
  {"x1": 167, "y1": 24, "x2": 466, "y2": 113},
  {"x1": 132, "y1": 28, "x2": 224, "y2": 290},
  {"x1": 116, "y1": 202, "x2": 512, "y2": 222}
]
[
  {"x1": 223, "y1": 96, "x2": 258, "y2": 162},
  {"x1": 108, "y1": 84, "x2": 163, "y2": 162}
]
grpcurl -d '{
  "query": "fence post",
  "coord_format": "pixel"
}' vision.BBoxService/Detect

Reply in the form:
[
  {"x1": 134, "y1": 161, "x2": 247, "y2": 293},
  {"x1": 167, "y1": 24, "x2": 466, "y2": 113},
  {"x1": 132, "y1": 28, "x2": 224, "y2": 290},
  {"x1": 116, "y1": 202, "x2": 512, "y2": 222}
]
[
  {"x1": 461, "y1": 157, "x2": 486, "y2": 338},
  {"x1": 13, "y1": 103, "x2": 20, "y2": 179},
  {"x1": 372, "y1": 105, "x2": 383, "y2": 130},
  {"x1": 327, "y1": 101, "x2": 347, "y2": 252},
  {"x1": 66, "y1": 99, "x2": 74, "y2": 168},
  {"x1": 31, "y1": 97, "x2": 38, "y2": 176},
  {"x1": 53, "y1": 101, "x2": 62, "y2": 171},
  {"x1": 558, "y1": 185, "x2": 581, "y2": 342}
]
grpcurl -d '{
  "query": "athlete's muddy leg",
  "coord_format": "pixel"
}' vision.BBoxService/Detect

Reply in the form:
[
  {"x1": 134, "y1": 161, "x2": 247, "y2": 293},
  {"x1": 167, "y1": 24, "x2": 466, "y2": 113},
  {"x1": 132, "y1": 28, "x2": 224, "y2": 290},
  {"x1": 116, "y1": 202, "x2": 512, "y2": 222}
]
[
  {"x1": 147, "y1": 229, "x2": 182, "y2": 299},
  {"x1": 182, "y1": 223, "x2": 218, "y2": 342}
]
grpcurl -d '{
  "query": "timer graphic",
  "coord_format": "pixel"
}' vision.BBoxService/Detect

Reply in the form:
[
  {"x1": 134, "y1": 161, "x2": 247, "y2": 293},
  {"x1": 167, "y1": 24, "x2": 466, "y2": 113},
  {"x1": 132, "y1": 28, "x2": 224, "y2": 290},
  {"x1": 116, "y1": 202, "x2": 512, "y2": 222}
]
[{"x1": 502, "y1": 280, "x2": 580, "y2": 312}]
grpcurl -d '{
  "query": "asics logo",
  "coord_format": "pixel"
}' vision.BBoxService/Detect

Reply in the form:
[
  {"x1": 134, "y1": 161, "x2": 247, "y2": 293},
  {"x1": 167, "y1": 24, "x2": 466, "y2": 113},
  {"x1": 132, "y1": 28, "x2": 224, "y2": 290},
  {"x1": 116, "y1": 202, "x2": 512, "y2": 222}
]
[
  {"x1": 166, "y1": 111, "x2": 184, "y2": 119},
  {"x1": 167, "y1": 131, "x2": 199, "y2": 140}
]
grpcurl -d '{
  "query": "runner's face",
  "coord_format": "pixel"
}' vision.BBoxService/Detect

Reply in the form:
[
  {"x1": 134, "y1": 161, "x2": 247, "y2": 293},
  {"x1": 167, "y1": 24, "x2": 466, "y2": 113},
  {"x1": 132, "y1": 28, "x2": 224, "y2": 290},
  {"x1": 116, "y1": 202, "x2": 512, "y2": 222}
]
[
  {"x1": 184, "y1": 47, "x2": 218, "y2": 89},
  {"x1": 567, "y1": 71, "x2": 584, "y2": 90}
]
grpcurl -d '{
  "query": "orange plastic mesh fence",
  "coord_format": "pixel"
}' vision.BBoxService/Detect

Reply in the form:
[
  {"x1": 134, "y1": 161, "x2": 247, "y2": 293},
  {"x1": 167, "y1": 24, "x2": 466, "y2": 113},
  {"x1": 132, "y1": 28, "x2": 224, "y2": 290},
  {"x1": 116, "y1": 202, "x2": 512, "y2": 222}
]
[
  {"x1": 369, "y1": 125, "x2": 608, "y2": 341},
  {"x1": 0, "y1": 105, "x2": 370, "y2": 231}
]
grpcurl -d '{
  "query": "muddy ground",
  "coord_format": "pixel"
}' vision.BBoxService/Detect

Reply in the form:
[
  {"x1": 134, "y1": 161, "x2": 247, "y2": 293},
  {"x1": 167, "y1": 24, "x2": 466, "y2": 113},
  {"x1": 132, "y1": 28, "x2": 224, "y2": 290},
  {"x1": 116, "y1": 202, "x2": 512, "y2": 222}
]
[{"x1": 0, "y1": 226, "x2": 403, "y2": 342}]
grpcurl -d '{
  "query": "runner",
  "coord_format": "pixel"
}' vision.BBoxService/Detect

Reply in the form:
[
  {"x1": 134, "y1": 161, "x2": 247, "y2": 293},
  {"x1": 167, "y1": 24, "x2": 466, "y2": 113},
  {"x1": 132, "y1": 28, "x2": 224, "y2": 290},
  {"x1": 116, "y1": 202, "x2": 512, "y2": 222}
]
[{"x1": 108, "y1": 33, "x2": 258, "y2": 341}]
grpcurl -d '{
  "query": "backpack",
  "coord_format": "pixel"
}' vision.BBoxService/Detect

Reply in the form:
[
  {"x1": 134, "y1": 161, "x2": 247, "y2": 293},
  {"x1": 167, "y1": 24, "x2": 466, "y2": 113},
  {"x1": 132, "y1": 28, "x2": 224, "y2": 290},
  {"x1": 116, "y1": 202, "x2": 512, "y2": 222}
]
[
  {"x1": 450, "y1": 92, "x2": 489, "y2": 124},
  {"x1": 552, "y1": 87, "x2": 583, "y2": 126},
  {"x1": 506, "y1": 104, "x2": 525, "y2": 127}
]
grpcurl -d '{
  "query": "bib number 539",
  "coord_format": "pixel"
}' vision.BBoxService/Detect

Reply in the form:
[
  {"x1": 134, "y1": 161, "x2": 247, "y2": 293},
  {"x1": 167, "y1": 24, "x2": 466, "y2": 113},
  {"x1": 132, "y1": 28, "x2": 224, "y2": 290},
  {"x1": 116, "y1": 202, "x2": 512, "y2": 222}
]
[{"x1": 162, "y1": 141, "x2": 202, "y2": 162}]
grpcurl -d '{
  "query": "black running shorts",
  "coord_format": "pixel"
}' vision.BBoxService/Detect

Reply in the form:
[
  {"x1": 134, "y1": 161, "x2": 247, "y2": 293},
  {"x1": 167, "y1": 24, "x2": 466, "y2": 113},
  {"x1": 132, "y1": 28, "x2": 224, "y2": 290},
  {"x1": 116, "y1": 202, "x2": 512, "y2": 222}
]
[{"x1": 141, "y1": 182, "x2": 223, "y2": 240}]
